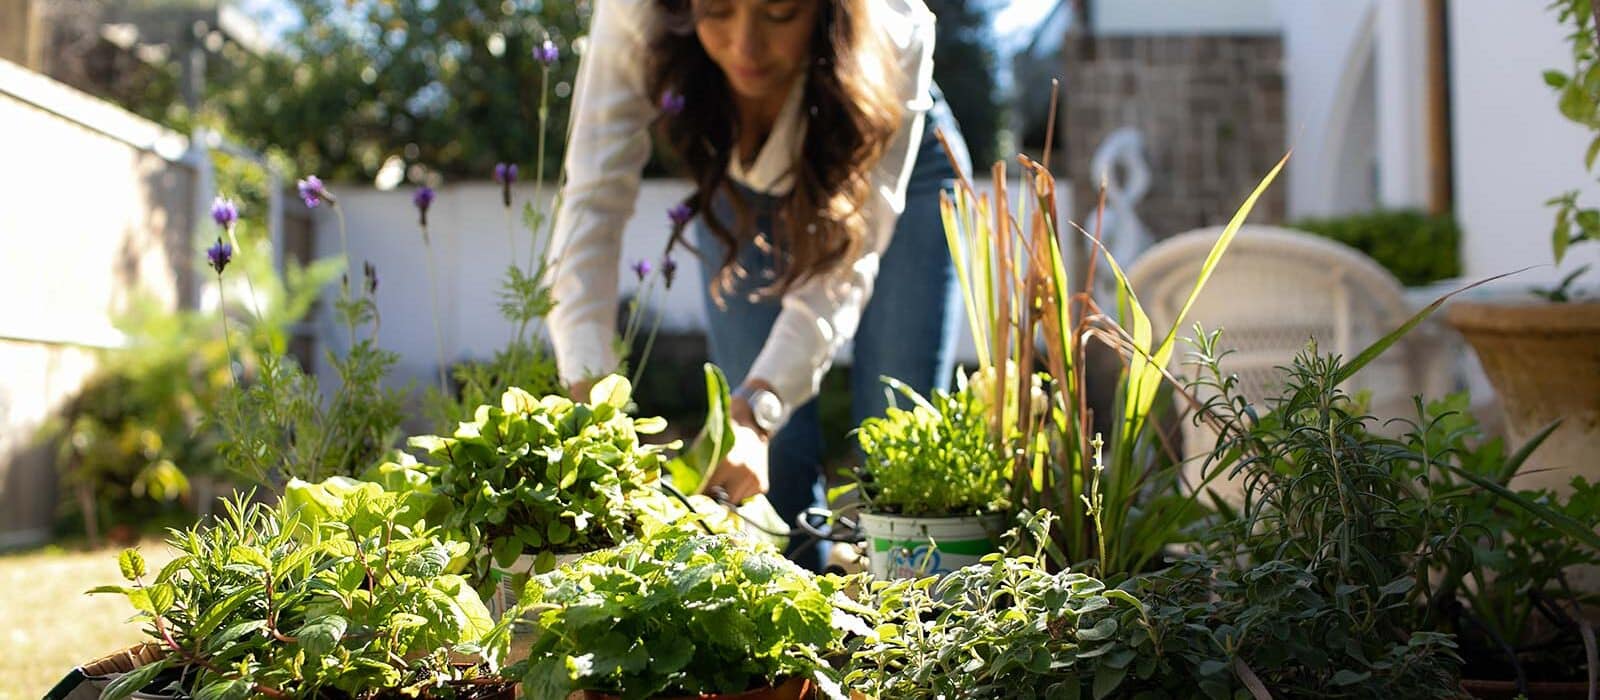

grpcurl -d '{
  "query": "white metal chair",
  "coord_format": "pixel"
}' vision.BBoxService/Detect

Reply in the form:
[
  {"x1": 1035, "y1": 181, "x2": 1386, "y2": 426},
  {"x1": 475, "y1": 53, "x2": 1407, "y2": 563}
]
[{"x1": 1124, "y1": 225, "x2": 1452, "y2": 498}]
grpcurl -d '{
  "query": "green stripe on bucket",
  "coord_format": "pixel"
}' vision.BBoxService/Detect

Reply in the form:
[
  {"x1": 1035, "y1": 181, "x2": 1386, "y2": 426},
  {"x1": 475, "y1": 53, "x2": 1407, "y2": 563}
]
[{"x1": 872, "y1": 537, "x2": 996, "y2": 556}]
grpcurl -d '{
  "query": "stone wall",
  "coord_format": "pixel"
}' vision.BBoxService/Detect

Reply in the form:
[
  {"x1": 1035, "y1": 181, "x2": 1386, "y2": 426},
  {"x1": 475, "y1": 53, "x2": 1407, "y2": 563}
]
[{"x1": 1062, "y1": 35, "x2": 1287, "y2": 239}]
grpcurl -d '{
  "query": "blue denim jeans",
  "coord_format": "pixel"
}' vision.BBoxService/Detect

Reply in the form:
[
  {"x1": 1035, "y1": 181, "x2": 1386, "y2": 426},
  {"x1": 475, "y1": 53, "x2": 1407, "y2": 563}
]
[{"x1": 692, "y1": 91, "x2": 971, "y2": 571}]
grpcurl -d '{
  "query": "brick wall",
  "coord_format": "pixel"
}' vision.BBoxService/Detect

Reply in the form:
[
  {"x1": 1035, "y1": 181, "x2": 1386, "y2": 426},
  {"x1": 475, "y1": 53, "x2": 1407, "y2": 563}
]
[{"x1": 1062, "y1": 35, "x2": 1287, "y2": 239}]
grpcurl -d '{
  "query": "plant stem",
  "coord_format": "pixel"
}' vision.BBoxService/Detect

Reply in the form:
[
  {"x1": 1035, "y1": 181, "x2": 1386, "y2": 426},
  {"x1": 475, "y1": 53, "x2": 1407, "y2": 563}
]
[
  {"x1": 218, "y1": 276, "x2": 237, "y2": 388},
  {"x1": 422, "y1": 225, "x2": 450, "y2": 394}
]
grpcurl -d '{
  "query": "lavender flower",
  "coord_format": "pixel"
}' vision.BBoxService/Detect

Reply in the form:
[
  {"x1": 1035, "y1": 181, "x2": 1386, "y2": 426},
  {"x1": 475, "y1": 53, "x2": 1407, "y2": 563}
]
[
  {"x1": 413, "y1": 185, "x2": 435, "y2": 226},
  {"x1": 631, "y1": 259, "x2": 653, "y2": 281},
  {"x1": 210, "y1": 196, "x2": 238, "y2": 229},
  {"x1": 207, "y1": 237, "x2": 233, "y2": 275},
  {"x1": 659, "y1": 90, "x2": 686, "y2": 116},
  {"x1": 533, "y1": 40, "x2": 559, "y2": 66},
  {"x1": 661, "y1": 255, "x2": 678, "y2": 289},
  {"x1": 668, "y1": 202, "x2": 693, "y2": 228},
  {"x1": 297, "y1": 175, "x2": 332, "y2": 208},
  {"x1": 494, "y1": 162, "x2": 517, "y2": 208}
]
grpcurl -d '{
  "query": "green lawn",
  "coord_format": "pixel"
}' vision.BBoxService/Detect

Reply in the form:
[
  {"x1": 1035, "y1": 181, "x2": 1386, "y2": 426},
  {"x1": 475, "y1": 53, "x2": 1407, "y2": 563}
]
[{"x1": 0, "y1": 540, "x2": 175, "y2": 700}]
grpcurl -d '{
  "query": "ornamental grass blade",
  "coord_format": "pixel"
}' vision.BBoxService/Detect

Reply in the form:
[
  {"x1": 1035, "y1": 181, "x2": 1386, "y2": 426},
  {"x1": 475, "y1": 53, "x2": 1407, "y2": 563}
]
[
  {"x1": 1442, "y1": 459, "x2": 1600, "y2": 551},
  {"x1": 666, "y1": 364, "x2": 733, "y2": 494}
]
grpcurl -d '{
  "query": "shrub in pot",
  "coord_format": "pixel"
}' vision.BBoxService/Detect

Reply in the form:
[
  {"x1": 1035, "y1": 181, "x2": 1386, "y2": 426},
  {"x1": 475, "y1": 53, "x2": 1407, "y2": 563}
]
[
  {"x1": 844, "y1": 511, "x2": 1218, "y2": 700},
  {"x1": 84, "y1": 487, "x2": 507, "y2": 700},
  {"x1": 1444, "y1": 0, "x2": 1600, "y2": 496},
  {"x1": 410, "y1": 375, "x2": 676, "y2": 595},
  {"x1": 507, "y1": 526, "x2": 862, "y2": 700},
  {"x1": 845, "y1": 373, "x2": 1017, "y2": 579}
]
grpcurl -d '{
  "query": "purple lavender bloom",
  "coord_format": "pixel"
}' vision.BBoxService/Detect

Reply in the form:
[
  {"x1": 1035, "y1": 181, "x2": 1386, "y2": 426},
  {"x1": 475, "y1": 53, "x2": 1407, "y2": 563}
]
[
  {"x1": 207, "y1": 237, "x2": 233, "y2": 274},
  {"x1": 413, "y1": 185, "x2": 435, "y2": 226},
  {"x1": 660, "y1": 255, "x2": 679, "y2": 289},
  {"x1": 297, "y1": 175, "x2": 330, "y2": 208},
  {"x1": 533, "y1": 39, "x2": 559, "y2": 66},
  {"x1": 668, "y1": 202, "x2": 693, "y2": 227},
  {"x1": 659, "y1": 90, "x2": 686, "y2": 116},
  {"x1": 495, "y1": 162, "x2": 517, "y2": 208},
  {"x1": 210, "y1": 196, "x2": 238, "y2": 229},
  {"x1": 631, "y1": 259, "x2": 653, "y2": 281}
]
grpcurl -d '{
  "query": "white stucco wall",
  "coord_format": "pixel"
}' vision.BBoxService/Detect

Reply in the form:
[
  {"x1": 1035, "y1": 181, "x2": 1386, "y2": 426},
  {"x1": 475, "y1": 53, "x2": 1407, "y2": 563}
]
[
  {"x1": 1451, "y1": 2, "x2": 1600, "y2": 288},
  {"x1": 1279, "y1": 1, "x2": 1378, "y2": 218},
  {"x1": 321, "y1": 178, "x2": 1070, "y2": 390}
]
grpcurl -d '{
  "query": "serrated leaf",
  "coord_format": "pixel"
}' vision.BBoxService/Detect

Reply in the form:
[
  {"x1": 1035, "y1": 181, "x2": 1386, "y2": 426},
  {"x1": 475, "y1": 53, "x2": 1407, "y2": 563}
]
[
  {"x1": 126, "y1": 588, "x2": 155, "y2": 615},
  {"x1": 399, "y1": 543, "x2": 451, "y2": 578},
  {"x1": 118, "y1": 549, "x2": 146, "y2": 581},
  {"x1": 100, "y1": 658, "x2": 169, "y2": 700}
]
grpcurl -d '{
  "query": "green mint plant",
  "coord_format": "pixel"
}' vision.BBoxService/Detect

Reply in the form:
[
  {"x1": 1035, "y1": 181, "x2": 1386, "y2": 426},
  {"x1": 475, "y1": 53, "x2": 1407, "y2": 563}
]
[
  {"x1": 509, "y1": 526, "x2": 861, "y2": 700},
  {"x1": 411, "y1": 376, "x2": 675, "y2": 591},
  {"x1": 844, "y1": 510, "x2": 1182, "y2": 699},
  {"x1": 846, "y1": 374, "x2": 1012, "y2": 516},
  {"x1": 88, "y1": 488, "x2": 498, "y2": 700}
]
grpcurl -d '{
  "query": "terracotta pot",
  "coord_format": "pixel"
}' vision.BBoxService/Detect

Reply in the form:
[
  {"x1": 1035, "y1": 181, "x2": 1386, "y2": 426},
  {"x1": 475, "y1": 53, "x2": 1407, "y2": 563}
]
[
  {"x1": 572, "y1": 675, "x2": 813, "y2": 700},
  {"x1": 1460, "y1": 677, "x2": 1593, "y2": 699},
  {"x1": 1445, "y1": 300, "x2": 1600, "y2": 494}
]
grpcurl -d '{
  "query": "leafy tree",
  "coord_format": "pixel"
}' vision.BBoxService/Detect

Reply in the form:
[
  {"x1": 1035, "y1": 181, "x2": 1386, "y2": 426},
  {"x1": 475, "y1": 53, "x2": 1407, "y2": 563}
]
[{"x1": 216, "y1": 0, "x2": 586, "y2": 182}]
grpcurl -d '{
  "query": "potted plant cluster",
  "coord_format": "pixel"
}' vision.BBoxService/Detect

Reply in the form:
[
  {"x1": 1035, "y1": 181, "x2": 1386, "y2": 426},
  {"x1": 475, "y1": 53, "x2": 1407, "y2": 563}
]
[
  {"x1": 74, "y1": 486, "x2": 508, "y2": 700},
  {"x1": 509, "y1": 525, "x2": 862, "y2": 700},
  {"x1": 1445, "y1": 0, "x2": 1600, "y2": 495},
  {"x1": 845, "y1": 374, "x2": 1017, "y2": 579},
  {"x1": 408, "y1": 376, "x2": 677, "y2": 596}
]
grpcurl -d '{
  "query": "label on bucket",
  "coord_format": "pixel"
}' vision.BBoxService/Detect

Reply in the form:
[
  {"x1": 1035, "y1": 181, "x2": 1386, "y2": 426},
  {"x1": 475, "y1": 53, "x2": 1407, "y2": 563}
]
[{"x1": 871, "y1": 536, "x2": 996, "y2": 578}]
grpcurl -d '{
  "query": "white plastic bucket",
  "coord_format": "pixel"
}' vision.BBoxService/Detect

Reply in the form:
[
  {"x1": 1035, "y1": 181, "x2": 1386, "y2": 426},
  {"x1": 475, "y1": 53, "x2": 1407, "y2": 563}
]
[{"x1": 856, "y1": 511, "x2": 1006, "y2": 580}]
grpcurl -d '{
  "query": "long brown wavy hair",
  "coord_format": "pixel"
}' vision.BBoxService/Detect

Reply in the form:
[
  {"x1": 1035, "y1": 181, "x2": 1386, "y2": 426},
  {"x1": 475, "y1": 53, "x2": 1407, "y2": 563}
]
[{"x1": 648, "y1": 0, "x2": 903, "y2": 302}]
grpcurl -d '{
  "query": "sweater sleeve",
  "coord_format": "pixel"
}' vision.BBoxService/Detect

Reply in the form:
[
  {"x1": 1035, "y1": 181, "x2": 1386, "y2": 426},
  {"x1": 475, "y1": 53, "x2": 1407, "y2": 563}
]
[
  {"x1": 743, "y1": 4, "x2": 937, "y2": 422},
  {"x1": 546, "y1": 0, "x2": 657, "y2": 386}
]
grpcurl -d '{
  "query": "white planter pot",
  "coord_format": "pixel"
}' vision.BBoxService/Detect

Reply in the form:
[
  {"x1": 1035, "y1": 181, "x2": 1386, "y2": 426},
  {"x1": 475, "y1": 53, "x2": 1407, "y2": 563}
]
[
  {"x1": 856, "y1": 511, "x2": 1006, "y2": 580},
  {"x1": 488, "y1": 549, "x2": 597, "y2": 619}
]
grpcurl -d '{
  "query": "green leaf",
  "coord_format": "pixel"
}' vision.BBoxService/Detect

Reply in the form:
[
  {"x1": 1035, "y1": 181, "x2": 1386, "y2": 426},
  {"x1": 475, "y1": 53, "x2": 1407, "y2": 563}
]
[
  {"x1": 193, "y1": 679, "x2": 252, "y2": 700},
  {"x1": 1547, "y1": 69, "x2": 1571, "y2": 88},
  {"x1": 126, "y1": 588, "x2": 155, "y2": 615},
  {"x1": 1330, "y1": 669, "x2": 1371, "y2": 686},
  {"x1": 588, "y1": 374, "x2": 632, "y2": 409},
  {"x1": 100, "y1": 658, "x2": 169, "y2": 700},
  {"x1": 399, "y1": 543, "x2": 451, "y2": 578},
  {"x1": 664, "y1": 364, "x2": 734, "y2": 493},
  {"x1": 228, "y1": 545, "x2": 271, "y2": 572},
  {"x1": 1330, "y1": 268, "x2": 1534, "y2": 389},
  {"x1": 295, "y1": 614, "x2": 349, "y2": 657},
  {"x1": 205, "y1": 620, "x2": 267, "y2": 654},
  {"x1": 85, "y1": 585, "x2": 134, "y2": 596},
  {"x1": 118, "y1": 549, "x2": 146, "y2": 581},
  {"x1": 191, "y1": 585, "x2": 263, "y2": 641},
  {"x1": 1586, "y1": 135, "x2": 1600, "y2": 170},
  {"x1": 147, "y1": 583, "x2": 175, "y2": 615},
  {"x1": 1093, "y1": 664, "x2": 1129, "y2": 699}
]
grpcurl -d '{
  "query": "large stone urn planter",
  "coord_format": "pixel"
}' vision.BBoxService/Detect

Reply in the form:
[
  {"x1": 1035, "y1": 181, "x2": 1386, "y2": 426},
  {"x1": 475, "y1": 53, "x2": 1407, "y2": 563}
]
[{"x1": 1445, "y1": 300, "x2": 1600, "y2": 493}]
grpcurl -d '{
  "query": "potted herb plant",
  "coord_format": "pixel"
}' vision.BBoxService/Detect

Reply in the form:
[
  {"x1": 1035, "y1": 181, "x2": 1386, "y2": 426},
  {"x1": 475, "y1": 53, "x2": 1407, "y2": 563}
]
[
  {"x1": 1445, "y1": 0, "x2": 1600, "y2": 494},
  {"x1": 508, "y1": 526, "x2": 862, "y2": 700},
  {"x1": 410, "y1": 375, "x2": 676, "y2": 597},
  {"x1": 78, "y1": 488, "x2": 509, "y2": 700},
  {"x1": 843, "y1": 510, "x2": 1216, "y2": 699},
  {"x1": 846, "y1": 373, "x2": 1015, "y2": 579}
]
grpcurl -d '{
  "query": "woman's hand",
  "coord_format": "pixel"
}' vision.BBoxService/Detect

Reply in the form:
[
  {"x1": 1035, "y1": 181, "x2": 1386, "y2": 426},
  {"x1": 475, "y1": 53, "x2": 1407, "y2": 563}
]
[{"x1": 702, "y1": 399, "x2": 772, "y2": 504}]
